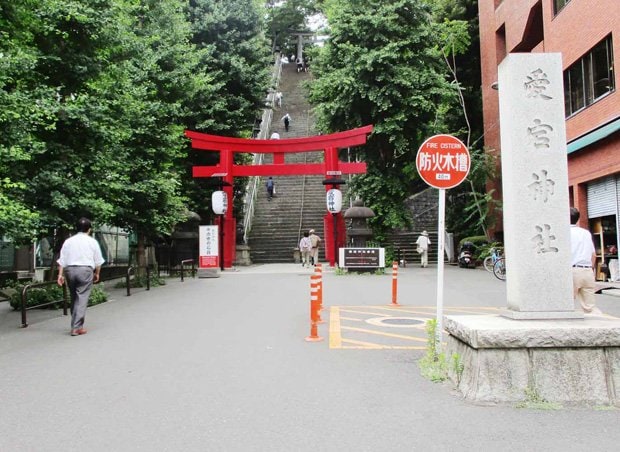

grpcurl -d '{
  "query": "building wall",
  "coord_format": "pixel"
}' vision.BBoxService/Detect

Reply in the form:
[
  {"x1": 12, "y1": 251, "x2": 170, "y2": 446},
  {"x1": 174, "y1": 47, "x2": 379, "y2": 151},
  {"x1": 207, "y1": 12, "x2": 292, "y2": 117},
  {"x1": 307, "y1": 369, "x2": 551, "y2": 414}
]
[{"x1": 479, "y1": 0, "x2": 620, "y2": 233}]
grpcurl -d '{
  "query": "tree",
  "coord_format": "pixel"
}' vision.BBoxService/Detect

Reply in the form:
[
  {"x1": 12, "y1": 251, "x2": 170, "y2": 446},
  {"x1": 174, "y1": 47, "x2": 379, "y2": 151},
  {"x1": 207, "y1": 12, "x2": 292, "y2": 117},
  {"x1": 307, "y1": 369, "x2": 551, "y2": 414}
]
[
  {"x1": 1, "y1": 0, "x2": 199, "y2": 268},
  {"x1": 428, "y1": 0, "x2": 498, "y2": 240},
  {"x1": 184, "y1": 0, "x2": 272, "y2": 223},
  {"x1": 265, "y1": 0, "x2": 319, "y2": 53},
  {"x1": 309, "y1": 0, "x2": 458, "y2": 236},
  {"x1": 0, "y1": 1, "x2": 50, "y2": 241}
]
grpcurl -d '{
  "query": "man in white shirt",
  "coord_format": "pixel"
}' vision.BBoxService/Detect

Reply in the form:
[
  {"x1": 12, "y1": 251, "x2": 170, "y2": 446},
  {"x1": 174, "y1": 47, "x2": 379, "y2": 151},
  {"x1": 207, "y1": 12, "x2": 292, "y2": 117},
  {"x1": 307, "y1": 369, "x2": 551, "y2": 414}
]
[
  {"x1": 309, "y1": 229, "x2": 322, "y2": 265},
  {"x1": 57, "y1": 217, "x2": 105, "y2": 336},
  {"x1": 416, "y1": 231, "x2": 431, "y2": 268},
  {"x1": 570, "y1": 207, "x2": 601, "y2": 316}
]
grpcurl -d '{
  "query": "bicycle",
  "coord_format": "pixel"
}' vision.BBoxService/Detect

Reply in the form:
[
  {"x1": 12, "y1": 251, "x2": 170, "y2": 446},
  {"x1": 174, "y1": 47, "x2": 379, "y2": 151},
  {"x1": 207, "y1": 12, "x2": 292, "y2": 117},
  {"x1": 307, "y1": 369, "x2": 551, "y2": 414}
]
[
  {"x1": 483, "y1": 247, "x2": 503, "y2": 272},
  {"x1": 493, "y1": 257, "x2": 506, "y2": 281}
]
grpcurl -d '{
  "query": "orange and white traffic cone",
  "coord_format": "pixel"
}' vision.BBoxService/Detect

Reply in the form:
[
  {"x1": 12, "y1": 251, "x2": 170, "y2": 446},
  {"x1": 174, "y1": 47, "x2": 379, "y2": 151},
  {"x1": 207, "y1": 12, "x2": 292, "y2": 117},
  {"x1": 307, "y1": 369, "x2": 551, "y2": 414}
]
[
  {"x1": 305, "y1": 273, "x2": 323, "y2": 342},
  {"x1": 390, "y1": 260, "x2": 400, "y2": 306},
  {"x1": 314, "y1": 264, "x2": 324, "y2": 311}
]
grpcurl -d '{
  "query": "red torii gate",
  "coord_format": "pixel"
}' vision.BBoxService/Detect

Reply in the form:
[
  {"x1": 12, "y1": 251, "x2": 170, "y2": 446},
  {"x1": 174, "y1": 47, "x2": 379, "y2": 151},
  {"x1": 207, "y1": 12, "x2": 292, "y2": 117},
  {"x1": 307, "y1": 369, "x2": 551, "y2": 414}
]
[{"x1": 185, "y1": 125, "x2": 373, "y2": 268}]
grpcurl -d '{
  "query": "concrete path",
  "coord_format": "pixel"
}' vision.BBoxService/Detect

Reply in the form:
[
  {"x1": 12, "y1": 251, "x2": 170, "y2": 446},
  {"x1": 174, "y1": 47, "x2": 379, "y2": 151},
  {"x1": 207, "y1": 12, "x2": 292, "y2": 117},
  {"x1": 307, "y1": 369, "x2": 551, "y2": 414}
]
[{"x1": 1, "y1": 264, "x2": 620, "y2": 451}]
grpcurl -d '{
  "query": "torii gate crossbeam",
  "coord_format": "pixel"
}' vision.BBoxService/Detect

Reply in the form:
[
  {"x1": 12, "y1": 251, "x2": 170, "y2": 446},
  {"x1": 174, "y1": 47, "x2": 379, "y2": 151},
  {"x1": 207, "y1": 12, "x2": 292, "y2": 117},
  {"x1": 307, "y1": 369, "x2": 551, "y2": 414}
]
[{"x1": 186, "y1": 125, "x2": 373, "y2": 268}]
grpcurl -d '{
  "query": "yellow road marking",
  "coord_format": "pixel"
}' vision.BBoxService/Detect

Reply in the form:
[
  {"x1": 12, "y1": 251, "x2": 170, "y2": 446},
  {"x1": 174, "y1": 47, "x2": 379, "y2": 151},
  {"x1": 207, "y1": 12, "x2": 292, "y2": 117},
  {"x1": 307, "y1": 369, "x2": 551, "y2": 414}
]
[
  {"x1": 339, "y1": 308, "x2": 397, "y2": 317},
  {"x1": 329, "y1": 306, "x2": 342, "y2": 348},
  {"x1": 341, "y1": 338, "x2": 382, "y2": 349},
  {"x1": 340, "y1": 325, "x2": 427, "y2": 342},
  {"x1": 329, "y1": 306, "x2": 505, "y2": 350},
  {"x1": 340, "y1": 344, "x2": 427, "y2": 350},
  {"x1": 364, "y1": 307, "x2": 443, "y2": 317}
]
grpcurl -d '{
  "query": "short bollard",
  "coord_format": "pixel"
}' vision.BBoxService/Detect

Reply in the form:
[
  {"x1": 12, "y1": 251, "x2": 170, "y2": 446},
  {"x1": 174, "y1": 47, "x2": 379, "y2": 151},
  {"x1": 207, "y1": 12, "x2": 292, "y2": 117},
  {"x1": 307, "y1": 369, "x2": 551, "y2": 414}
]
[
  {"x1": 305, "y1": 273, "x2": 323, "y2": 342},
  {"x1": 390, "y1": 261, "x2": 400, "y2": 306},
  {"x1": 314, "y1": 264, "x2": 324, "y2": 311}
]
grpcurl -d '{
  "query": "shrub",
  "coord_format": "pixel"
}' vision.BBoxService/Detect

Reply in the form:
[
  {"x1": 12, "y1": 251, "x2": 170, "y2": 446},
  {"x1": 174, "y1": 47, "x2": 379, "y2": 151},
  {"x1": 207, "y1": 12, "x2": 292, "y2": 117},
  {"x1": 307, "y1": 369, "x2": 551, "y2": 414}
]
[
  {"x1": 9, "y1": 283, "x2": 108, "y2": 310},
  {"x1": 458, "y1": 235, "x2": 489, "y2": 261},
  {"x1": 114, "y1": 272, "x2": 166, "y2": 289}
]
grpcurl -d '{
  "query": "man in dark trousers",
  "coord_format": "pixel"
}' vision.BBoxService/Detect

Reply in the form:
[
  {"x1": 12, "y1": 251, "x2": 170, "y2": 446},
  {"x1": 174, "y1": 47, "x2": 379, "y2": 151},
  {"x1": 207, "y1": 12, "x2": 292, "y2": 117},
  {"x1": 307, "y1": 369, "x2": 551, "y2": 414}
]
[
  {"x1": 281, "y1": 113, "x2": 291, "y2": 132},
  {"x1": 57, "y1": 217, "x2": 105, "y2": 336},
  {"x1": 266, "y1": 176, "x2": 275, "y2": 201}
]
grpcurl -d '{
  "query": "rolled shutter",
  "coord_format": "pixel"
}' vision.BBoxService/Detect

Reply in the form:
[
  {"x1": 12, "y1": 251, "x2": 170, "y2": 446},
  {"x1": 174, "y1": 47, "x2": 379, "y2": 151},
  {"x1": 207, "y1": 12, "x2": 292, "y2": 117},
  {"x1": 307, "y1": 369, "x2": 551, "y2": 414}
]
[{"x1": 587, "y1": 177, "x2": 617, "y2": 218}]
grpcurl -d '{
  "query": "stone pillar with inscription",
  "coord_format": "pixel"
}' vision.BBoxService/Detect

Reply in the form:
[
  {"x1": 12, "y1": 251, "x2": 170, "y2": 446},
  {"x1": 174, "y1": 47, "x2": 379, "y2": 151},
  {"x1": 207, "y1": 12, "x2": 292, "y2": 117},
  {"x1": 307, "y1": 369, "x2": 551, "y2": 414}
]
[
  {"x1": 498, "y1": 53, "x2": 581, "y2": 319},
  {"x1": 442, "y1": 54, "x2": 620, "y2": 406}
]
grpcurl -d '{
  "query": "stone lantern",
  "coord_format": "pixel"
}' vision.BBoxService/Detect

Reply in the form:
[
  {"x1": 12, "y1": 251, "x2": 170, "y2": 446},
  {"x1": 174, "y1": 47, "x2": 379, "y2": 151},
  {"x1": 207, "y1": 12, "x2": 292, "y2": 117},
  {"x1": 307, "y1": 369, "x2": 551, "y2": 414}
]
[{"x1": 344, "y1": 199, "x2": 375, "y2": 247}]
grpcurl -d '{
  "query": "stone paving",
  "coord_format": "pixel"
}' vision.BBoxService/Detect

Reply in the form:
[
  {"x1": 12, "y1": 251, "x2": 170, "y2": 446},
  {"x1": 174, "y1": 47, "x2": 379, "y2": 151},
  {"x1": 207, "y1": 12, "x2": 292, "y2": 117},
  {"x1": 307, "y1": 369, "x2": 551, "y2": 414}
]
[{"x1": 1, "y1": 264, "x2": 620, "y2": 451}]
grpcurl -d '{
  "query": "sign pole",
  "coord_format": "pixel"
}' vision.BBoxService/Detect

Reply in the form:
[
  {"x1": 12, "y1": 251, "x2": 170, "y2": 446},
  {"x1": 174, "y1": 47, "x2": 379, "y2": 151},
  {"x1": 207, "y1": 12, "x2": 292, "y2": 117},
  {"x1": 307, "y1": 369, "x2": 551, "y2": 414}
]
[
  {"x1": 219, "y1": 215, "x2": 225, "y2": 271},
  {"x1": 415, "y1": 134, "x2": 470, "y2": 348},
  {"x1": 436, "y1": 189, "x2": 446, "y2": 344}
]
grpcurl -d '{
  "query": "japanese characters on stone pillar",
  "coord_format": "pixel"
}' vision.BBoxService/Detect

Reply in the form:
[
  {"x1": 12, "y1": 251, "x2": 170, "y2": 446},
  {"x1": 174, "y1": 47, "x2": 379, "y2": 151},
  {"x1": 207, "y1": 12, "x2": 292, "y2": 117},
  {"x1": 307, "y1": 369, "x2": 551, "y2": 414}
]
[{"x1": 498, "y1": 54, "x2": 581, "y2": 319}]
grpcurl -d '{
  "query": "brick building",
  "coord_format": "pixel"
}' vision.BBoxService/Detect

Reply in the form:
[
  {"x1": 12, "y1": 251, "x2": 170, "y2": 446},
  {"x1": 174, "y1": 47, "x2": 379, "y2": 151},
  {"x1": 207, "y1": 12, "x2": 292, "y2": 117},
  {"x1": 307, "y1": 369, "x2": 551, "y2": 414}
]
[{"x1": 479, "y1": 0, "x2": 619, "y2": 280}]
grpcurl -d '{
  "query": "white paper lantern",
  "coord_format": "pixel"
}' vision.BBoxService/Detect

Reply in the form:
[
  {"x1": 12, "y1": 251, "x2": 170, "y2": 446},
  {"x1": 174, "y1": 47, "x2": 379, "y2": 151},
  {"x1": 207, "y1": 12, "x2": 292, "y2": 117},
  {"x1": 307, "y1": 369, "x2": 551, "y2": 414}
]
[
  {"x1": 326, "y1": 189, "x2": 342, "y2": 213},
  {"x1": 212, "y1": 191, "x2": 228, "y2": 215}
]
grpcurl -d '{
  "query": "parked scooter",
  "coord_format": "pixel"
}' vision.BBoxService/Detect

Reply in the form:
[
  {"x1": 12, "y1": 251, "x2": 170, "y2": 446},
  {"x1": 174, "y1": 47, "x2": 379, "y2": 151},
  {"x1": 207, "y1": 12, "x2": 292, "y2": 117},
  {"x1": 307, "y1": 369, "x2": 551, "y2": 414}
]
[{"x1": 458, "y1": 241, "x2": 476, "y2": 268}]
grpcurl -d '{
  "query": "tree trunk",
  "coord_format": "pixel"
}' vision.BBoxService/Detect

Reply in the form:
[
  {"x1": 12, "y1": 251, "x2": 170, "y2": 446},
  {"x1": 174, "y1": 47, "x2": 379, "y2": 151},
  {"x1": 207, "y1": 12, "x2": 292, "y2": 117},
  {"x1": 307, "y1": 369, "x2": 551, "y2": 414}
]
[{"x1": 135, "y1": 233, "x2": 147, "y2": 278}]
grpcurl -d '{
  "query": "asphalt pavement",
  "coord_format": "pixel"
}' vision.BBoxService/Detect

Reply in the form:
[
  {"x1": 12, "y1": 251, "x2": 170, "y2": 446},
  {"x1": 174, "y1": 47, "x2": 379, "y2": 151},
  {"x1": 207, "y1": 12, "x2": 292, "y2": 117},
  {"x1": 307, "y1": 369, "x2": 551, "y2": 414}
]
[{"x1": 1, "y1": 264, "x2": 619, "y2": 451}]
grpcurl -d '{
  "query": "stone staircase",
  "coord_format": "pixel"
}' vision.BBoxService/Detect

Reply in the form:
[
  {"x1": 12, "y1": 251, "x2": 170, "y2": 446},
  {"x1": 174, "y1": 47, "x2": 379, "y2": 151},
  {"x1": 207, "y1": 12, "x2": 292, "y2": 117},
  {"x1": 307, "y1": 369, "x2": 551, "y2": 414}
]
[
  {"x1": 248, "y1": 61, "x2": 327, "y2": 263},
  {"x1": 246, "y1": 59, "x2": 442, "y2": 266}
]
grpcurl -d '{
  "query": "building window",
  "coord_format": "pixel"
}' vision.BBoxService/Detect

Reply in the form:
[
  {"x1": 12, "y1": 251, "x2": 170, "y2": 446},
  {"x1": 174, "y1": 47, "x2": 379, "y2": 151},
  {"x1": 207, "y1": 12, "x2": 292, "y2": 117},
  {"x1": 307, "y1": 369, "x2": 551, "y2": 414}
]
[
  {"x1": 553, "y1": 0, "x2": 572, "y2": 15},
  {"x1": 564, "y1": 35, "x2": 615, "y2": 117}
]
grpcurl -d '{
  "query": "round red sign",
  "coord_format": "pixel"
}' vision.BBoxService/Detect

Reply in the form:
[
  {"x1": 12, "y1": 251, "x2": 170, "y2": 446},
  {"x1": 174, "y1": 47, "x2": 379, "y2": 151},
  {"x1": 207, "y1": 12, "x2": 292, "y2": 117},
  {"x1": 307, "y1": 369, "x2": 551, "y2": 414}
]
[{"x1": 416, "y1": 134, "x2": 470, "y2": 189}]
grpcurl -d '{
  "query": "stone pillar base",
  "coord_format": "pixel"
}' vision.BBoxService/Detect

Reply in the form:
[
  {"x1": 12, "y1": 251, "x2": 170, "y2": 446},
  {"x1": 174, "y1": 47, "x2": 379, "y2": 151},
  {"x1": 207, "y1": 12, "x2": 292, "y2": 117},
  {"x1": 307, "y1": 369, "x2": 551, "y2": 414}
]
[
  {"x1": 444, "y1": 315, "x2": 620, "y2": 406},
  {"x1": 235, "y1": 244, "x2": 252, "y2": 266}
]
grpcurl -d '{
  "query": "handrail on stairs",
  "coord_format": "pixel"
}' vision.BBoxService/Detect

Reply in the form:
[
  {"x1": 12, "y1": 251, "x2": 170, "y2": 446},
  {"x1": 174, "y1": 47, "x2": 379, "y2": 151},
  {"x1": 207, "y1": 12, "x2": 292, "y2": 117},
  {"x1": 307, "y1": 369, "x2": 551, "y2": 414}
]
[
  {"x1": 242, "y1": 54, "x2": 283, "y2": 245},
  {"x1": 296, "y1": 110, "x2": 313, "y2": 245}
]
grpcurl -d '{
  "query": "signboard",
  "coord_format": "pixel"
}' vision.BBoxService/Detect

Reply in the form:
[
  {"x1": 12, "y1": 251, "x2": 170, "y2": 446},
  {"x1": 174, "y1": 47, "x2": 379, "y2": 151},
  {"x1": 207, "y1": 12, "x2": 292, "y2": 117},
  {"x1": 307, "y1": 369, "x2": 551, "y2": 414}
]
[
  {"x1": 339, "y1": 248, "x2": 385, "y2": 269},
  {"x1": 416, "y1": 134, "x2": 470, "y2": 189},
  {"x1": 199, "y1": 225, "x2": 219, "y2": 268}
]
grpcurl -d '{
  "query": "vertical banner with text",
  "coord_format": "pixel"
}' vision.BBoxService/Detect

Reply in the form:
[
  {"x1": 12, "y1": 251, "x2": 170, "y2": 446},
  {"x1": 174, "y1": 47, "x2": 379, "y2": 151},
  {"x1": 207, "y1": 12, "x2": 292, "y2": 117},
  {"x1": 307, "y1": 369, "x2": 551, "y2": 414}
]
[{"x1": 199, "y1": 225, "x2": 219, "y2": 269}]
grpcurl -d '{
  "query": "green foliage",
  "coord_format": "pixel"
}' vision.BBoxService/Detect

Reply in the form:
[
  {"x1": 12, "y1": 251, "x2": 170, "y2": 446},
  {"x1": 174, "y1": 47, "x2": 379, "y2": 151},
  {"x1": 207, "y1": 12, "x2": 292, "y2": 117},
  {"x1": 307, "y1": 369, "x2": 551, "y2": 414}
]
[
  {"x1": 418, "y1": 319, "x2": 448, "y2": 382},
  {"x1": 184, "y1": 0, "x2": 272, "y2": 222},
  {"x1": 418, "y1": 319, "x2": 465, "y2": 384},
  {"x1": 114, "y1": 272, "x2": 166, "y2": 289},
  {"x1": 516, "y1": 386, "x2": 563, "y2": 410},
  {"x1": 265, "y1": 0, "x2": 319, "y2": 53},
  {"x1": 477, "y1": 242, "x2": 503, "y2": 260},
  {"x1": 446, "y1": 147, "x2": 501, "y2": 240},
  {"x1": 1, "y1": 0, "x2": 271, "y2": 247},
  {"x1": 452, "y1": 352, "x2": 464, "y2": 385},
  {"x1": 88, "y1": 285, "x2": 109, "y2": 307},
  {"x1": 309, "y1": 0, "x2": 460, "y2": 236},
  {"x1": 458, "y1": 235, "x2": 488, "y2": 259},
  {"x1": 9, "y1": 282, "x2": 108, "y2": 310}
]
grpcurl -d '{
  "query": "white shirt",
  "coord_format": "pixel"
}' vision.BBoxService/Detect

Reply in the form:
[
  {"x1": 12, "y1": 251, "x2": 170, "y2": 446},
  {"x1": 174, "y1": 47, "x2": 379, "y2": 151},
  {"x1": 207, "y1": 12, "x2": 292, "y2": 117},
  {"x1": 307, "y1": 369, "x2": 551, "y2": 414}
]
[
  {"x1": 299, "y1": 237, "x2": 312, "y2": 252},
  {"x1": 416, "y1": 235, "x2": 431, "y2": 250},
  {"x1": 570, "y1": 225, "x2": 595, "y2": 266},
  {"x1": 57, "y1": 233, "x2": 105, "y2": 269}
]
